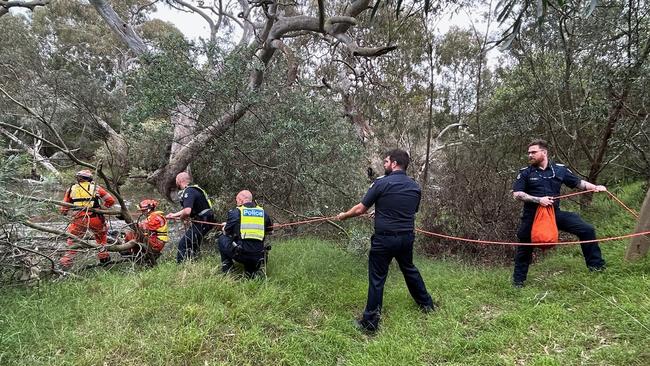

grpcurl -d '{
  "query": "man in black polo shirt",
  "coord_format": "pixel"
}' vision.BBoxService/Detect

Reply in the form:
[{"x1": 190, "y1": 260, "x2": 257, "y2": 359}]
[
  {"x1": 338, "y1": 149, "x2": 435, "y2": 333},
  {"x1": 512, "y1": 139, "x2": 607, "y2": 287},
  {"x1": 217, "y1": 190, "x2": 273, "y2": 277},
  {"x1": 166, "y1": 172, "x2": 216, "y2": 263}
]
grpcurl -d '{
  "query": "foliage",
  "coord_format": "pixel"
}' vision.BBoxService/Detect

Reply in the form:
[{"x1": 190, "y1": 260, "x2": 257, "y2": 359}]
[
  {"x1": 420, "y1": 139, "x2": 522, "y2": 263},
  {"x1": 0, "y1": 156, "x2": 58, "y2": 285},
  {"x1": 193, "y1": 84, "x2": 368, "y2": 220}
]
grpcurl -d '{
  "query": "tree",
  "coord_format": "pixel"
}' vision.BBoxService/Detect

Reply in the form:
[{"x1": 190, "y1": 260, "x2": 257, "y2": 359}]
[{"x1": 625, "y1": 187, "x2": 650, "y2": 261}]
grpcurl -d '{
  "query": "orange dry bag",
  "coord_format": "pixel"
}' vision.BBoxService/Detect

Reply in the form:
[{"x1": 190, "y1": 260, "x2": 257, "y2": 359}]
[{"x1": 531, "y1": 205, "x2": 558, "y2": 246}]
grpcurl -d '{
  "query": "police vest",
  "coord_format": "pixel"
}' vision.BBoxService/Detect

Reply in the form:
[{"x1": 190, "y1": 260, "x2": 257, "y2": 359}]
[
  {"x1": 180, "y1": 184, "x2": 213, "y2": 216},
  {"x1": 149, "y1": 211, "x2": 169, "y2": 243},
  {"x1": 69, "y1": 182, "x2": 99, "y2": 209},
  {"x1": 238, "y1": 205, "x2": 265, "y2": 241}
]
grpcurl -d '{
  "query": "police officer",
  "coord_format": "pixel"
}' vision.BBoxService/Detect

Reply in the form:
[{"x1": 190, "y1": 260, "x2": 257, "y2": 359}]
[
  {"x1": 512, "y1": 139, "x2": 607, "y2": 288},
  {"x1": 337, "y1": 149, "x2": 435, "y2": 333},
  {"x1": 166, "y1": 172, "x2": 216, "y2": 263},
  {"x1": 217, "y1": 190, "x2": 273, "y2": 277}
]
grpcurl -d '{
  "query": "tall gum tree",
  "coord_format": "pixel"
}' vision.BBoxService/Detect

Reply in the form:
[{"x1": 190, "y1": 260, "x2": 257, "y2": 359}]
[{"x1": 87, "y1": 0, "x2": 397, "y2": 199}]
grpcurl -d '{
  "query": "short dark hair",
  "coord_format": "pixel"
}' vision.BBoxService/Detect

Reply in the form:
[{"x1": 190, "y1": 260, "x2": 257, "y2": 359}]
[
  {"x1": 385, "y1": 149, "x2": 410, "y2": 170},
  {"x1": 528, "y1": 139, "x2": 548, "y2": 150}
]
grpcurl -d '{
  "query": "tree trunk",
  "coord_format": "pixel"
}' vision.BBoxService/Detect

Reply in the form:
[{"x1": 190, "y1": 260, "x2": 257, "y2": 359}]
[
  {"x1": 625, "y1": 187, "x2": 650, "y2": 261},
  {"x1": 89, "y1": 0, "x2": 147, "y2": 56}
]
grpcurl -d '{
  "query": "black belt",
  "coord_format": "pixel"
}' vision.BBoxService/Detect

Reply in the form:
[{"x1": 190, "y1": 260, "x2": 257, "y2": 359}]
[{"x1": 375, "y1": 231, "x2": 413, "y2": 236}]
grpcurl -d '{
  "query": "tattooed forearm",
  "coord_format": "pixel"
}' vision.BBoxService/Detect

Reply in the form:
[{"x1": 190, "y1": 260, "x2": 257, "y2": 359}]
[{"x1": 513, "y1": 191, "x2": 541, "y2": 203}]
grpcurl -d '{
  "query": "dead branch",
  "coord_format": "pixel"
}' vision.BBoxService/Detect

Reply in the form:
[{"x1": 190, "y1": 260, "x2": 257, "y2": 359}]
[{"x1": 8, "y1": 191, "x2": 124, "y2": 216}]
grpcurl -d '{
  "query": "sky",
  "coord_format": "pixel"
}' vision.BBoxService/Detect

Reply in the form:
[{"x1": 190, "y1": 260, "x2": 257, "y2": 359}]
[{"x1": 152, "y1": 2, "x2": 500, "y2": 43}]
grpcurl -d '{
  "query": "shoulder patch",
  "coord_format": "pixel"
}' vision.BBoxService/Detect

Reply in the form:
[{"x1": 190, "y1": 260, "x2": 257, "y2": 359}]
[{"x1": 369, "y1": 175, "x2": 385, "y2": 188}]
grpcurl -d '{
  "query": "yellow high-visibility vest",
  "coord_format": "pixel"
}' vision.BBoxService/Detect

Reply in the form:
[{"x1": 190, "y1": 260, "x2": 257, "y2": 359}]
[
  {"x1": 150, "y1": 211, "x2": 169, "y2": 243},
  {"x1": 238, "y1": 205, "x2": 265, "y2": 241},
  {"x1": 69, "y1": 182, "x2": 98, "y2": 208}
]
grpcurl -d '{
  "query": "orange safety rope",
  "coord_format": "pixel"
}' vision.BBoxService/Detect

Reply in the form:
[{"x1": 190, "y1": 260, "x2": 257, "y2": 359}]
[
  {"x1": 553, "y1": 189, "x2": 596, "y2": 200},
  {"x1": 606, "y1": 191, "x2": 640, "y2": 218},
  {"x1": 271, "y1": 216, "x2": 337, "y2": 229},
  {"x1": 415, "y1": 227, "x2": 650, "y2": 246},
  {"x1": 413, "y1": 190, "x2": 645, "y2": 246},
  {"x1": 168, "y1": 215, "x2": 337, "y2": 229},
  {"x1": 38, "y1": 189, "x2": 641, "y2": 247}
]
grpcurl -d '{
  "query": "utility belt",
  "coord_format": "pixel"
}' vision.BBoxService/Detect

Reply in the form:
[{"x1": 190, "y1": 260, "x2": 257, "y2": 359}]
[
  {"x1": 374, "y1": 230, "x2": 413, "y2": 236},
  {"x1": 230, "y1": 238, "x2": 266, "y2": 256},
  {"x1": 192, "y1": 208, "x2": 215, "y2": 222}
]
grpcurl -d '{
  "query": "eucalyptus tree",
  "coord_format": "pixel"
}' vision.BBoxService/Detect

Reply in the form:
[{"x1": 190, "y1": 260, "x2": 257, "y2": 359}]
[
  {"x1": 82, "y1": 0, "x2": 399, "y2": 199},
  {"x1": 501, "y1": 0, "x2": 650, "y2": 184}
]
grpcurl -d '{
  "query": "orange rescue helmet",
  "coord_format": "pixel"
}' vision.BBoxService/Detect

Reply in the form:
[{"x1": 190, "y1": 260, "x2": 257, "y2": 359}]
[
  {"x1": 75, "y1": 169, "x2": 94, "y2": 180},
  {"x1": 138, "y1": 199, "x2": 159, "y2": 212}
]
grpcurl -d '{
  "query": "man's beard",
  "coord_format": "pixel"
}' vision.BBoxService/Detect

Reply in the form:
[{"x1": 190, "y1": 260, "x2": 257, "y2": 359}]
[
  {"x1": 384, "y1": 166, "x2": 393, "y2": 175},
  {"x1": 529, "y1": 156, "x2": 543, "y2": 166}
]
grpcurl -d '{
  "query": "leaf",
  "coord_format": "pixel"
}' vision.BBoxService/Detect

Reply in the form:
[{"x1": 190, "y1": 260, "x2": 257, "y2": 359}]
[{"x1": 585, "y1": 0, "x2": 598, "y2": 17}]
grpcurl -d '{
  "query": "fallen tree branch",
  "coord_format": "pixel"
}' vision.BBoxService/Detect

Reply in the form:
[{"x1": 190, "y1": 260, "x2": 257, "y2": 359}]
[
  {"x1": 3, "y1": 240, "x2": 63, "y2": 275},
  {"x1": 21, "y1": 220, "x2": 98, "y2": 249},
  {"x1": 8, "y1": 191, "x2": 124, "y2": 216}
]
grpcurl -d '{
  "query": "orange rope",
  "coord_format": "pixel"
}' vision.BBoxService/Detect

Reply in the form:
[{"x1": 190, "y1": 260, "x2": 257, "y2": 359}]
[
  {"x1": 553, "y1": 189, "x2": 596, "y2": 200},
  {"x1": 168, "y1": 215, "x2": 337, "y2": 229},
  {"x1": 606, "y1": 191, "x2": 640, "y2": 218},
  {"x1": 413, "y1": 189, "x2": 644, "y2": 246},
  {"x1": 167, "y1": 217, "x2": 224, "y2": 227},
  {"x1": 415, "y1": 227, "x2": 650, "y2": 246},
  {"x1": 37, "y1": 188, "x2": 641, "y2": 248},
  {"x1": 271, "y1": 216, "x2": 337, "y2": 229}
]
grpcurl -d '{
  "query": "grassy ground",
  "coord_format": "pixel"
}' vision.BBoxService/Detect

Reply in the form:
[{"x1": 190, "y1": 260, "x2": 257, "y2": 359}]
[{"x1": 1, "y1": 184, "x2": 648, "y2": 365}]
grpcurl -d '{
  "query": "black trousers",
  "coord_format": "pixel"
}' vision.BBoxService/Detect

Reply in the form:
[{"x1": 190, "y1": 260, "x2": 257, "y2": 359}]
[
  {"x1": 513, "y1": 209, "x2": 606, "y2": 283},
  {"x1": 217, "y1": 235, "x2": 265, "y2": 275},
  {"x1": 176, "y1": 219, "x2": 214, "y2": 263},
  {"x1": 363, "y1": 232, "x2": 433, "y2": 328}
]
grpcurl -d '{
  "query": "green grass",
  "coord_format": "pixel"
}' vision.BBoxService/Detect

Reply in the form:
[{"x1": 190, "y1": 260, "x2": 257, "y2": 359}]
[{"x1": 1, "y1": 184, "x2": 649, "y2": 365}]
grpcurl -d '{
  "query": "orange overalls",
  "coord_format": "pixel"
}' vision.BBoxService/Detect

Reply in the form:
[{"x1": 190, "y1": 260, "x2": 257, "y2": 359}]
[
  {"x1": 124, "y1": 211, "x2": 168, "y2": 254},
  {"x1": 59, "y1": 181, "x2": 115, "y2": 267}
]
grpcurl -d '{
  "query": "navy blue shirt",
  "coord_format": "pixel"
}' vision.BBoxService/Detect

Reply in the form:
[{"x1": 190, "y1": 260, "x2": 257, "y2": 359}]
[
  {"x1": 512, "y1": 162, "x2": 581, "y2": 215},
  {"x1": 361, "y1": 170, "x2": 421, "y2": 233},
  {"x1": 179, "y1": 185, "x2": 212, "y2": 218}
]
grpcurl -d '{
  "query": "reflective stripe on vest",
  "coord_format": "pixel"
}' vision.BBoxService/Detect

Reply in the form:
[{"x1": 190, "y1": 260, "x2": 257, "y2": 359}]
[
  {"x1": 69, "y1": 182, "x2": 99, "y2": 208},
  {"x1": 150, "y1": 211, "x2": 169, "y2": 243},
  {"x1": 238, "y1": 205, "x2": 265, "y2": 241}
]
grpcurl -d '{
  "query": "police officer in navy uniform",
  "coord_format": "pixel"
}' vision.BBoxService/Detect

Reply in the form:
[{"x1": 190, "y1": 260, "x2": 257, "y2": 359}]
[
  {"x1": 166, "y1": 172, "x2": 216, "y2": 263},
  {"x1": 218, "y1": 190, "x2": 273, "y2": 277},
  {"x1": 512, "y1": 139, "x2": 607, "y2": 288},
  {"x1": 338, "y1": 149, "x2": 435, "y2": 333}
]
